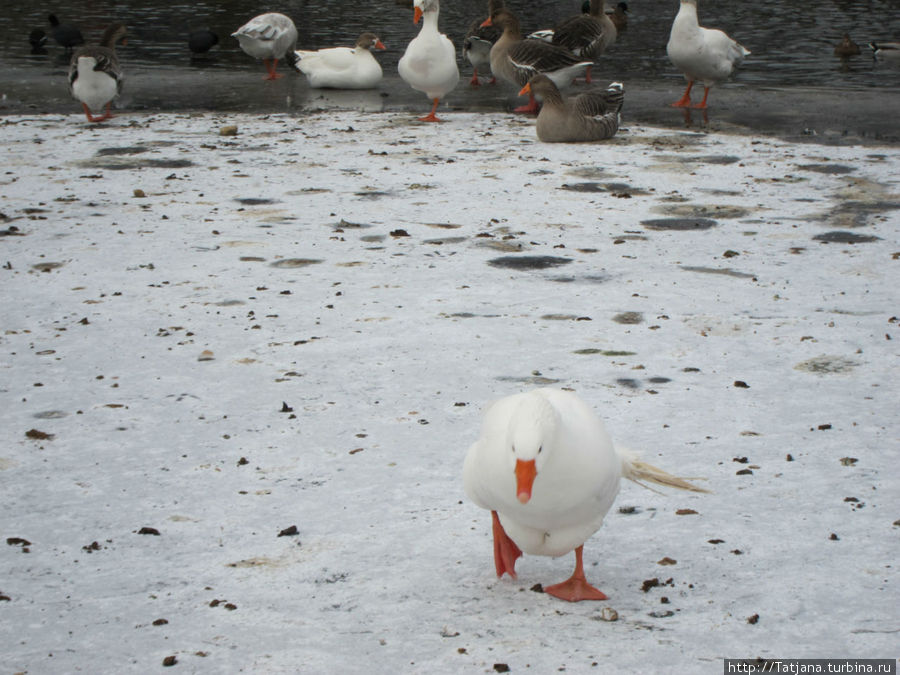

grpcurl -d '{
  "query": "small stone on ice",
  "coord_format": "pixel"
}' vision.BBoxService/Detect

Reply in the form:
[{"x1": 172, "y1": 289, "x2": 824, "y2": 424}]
[
  {"x1": 220, "y1": 125, "x2": 238, "y2": 136},
  {"x1": 198, "y1": 350, "x2": 215, "y2": 361}
]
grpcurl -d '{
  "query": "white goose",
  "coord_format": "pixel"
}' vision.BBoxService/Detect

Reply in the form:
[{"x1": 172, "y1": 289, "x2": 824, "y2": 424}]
[
  {"x1": 232, "y1": 12, "x2": 298, "y2": 80},
  {"x1": 666, "y1": 0, "x2": 749, "y2": 109},
  {"x1": 68, "y1": 23, "x2": 127, "y2": 123},
  {"x1": 294, "y1": 32, "x2": 386, "y2": 89},
  {"x1": 463, "y1": 388, "x2": 707, "y2": 602},
  {"x1": 398, "y1": 0, "x2": 460, "y2": 122}
]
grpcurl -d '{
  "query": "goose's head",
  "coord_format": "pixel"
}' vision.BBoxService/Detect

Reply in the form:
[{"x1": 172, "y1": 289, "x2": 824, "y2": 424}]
[
  {"x1": 357, "y1": 32, "x2": 386, "y2": 51},
  {"x1": 412, "y1": 0, "x2": 439, "y2": 23},
  {"x1": 506, "y1": 393, "x2": 558, "y2": 504}
]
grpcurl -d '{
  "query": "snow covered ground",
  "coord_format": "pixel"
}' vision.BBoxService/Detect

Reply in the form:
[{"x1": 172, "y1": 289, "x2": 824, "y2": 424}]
[{"x1": 1, "y1": 110, "x2": 898, "y2": 673}]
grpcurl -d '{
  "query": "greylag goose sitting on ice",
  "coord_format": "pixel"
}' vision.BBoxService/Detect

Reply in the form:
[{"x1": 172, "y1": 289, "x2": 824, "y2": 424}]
[
  {"x1": 293, "y1": 32, "x2": 386, "y2": 89},
  {"x1": 232, "y1": 13, "x2": 298, "y2": 80},
  {"x1": 462, "y1": 0, "x2": 505, "y2": 86},
  {"x1": 520, "y1": 73, "x2": 622, "y2": 143},
  {"x1": 483, "y1": 9, "x2": 593, "y2": 114},
  {"x1": 666, "y1": 0, "x2": 749, "y2": 109},
  {"x1": 398, "y1": 0, "x2": 460, "y2": 122},
  {"x1": 68, "y1": 23, "x2": 127, "y2": 123},
  {"x1": 463, "y1": 388, "x2": 707, "y2": 602}
]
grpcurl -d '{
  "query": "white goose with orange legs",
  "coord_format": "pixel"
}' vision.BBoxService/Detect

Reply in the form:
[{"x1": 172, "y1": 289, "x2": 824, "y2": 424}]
[
  {"x1": 464, "y1": 388, "x2": 707, "y2": 602},
  {"x1": 398, "y1": 0, "x2": 459, "y2": 122},
  {"x1": 666, "y1": 0, "x2": 749, "y2": 109}
]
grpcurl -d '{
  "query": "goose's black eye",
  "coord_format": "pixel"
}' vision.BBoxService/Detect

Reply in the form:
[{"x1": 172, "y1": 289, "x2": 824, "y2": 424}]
[{"x1": 538, "y1": 446, "x2": 543, "y2": 454}]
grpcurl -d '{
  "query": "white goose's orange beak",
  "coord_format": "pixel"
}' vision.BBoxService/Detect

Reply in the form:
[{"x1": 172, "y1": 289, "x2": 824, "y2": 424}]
[
  {"x1": 518, "y1": 82, "x2": 532, "y2": 97},
  {"x1": 375, "y1": 39, "x2": 386, "y2": 50},
  {"x1": 480, "y1": 17, "x2": 493, "y2": 28},
  {"x1": 515, "y1": 459, "x2": 537, "y2": 504},
  {"x1": 414, "y1": 7, "x2": 423, "y2": 24}
]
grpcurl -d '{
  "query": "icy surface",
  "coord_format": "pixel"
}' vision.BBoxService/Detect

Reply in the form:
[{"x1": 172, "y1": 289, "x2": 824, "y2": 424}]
[{"x1": 1, "y1": 111, "x2": 898, "y2": 673}]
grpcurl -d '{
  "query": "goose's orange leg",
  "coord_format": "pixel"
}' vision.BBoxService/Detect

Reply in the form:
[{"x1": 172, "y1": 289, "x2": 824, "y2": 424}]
[
  {"x1": 263, "y1": 58, "x2": 282, "y2": 80},
  {"x1": 670, "y1": 80, "x2": 694, "y2": 107},
  {"x1": 82, "y1": 103, "x2": 107, "y2": 123},
  {"x1": 692, "y1": 86, "x2": 711, "y2": 109},
  {"x1": 514, "y1": 92, "x2": 540, "y2": 114},
  {"x1": 491, "y1": 511, "x2": 522, "y2": 579},
  {"x1": 418, "y1": 97, "x2": 443, "y2": 122},
  {"x1": 544, "y1": 545, "x2": 608, "y2": 602}
]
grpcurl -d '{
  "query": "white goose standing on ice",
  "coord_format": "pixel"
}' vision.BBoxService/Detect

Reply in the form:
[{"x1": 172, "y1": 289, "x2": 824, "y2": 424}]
[
  {"x1": 464, "y1": 388, "x2": 707, "y2": 602},
  {"x1": 232, "y1": 12, "x2": 298, "y2": 80},
  {"x1": 666, "y1": 0, "x2": 749, "y2": 109},
  {"x1": 68, "y1": 23, "x2": 127, "y2": 123},
  {"x1": 398, "y1": 0, "x2": 460, "y2": 121},
  {"x1": 293, "y1": 32, "x2": 386, "y2": 89}
]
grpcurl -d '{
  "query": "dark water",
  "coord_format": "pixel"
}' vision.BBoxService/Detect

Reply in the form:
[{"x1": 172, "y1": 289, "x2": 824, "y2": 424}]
[{"x1": 3, "y1": 0, "x2": 900, "y2": 141}]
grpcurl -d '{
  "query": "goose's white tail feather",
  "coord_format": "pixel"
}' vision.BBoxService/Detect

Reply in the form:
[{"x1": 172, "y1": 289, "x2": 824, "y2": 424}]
[{"x1": 618, "y1": 447, "x2": 710, "y2": 493}]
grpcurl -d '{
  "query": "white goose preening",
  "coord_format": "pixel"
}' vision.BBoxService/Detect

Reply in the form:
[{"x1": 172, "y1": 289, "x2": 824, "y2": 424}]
[
  {"x1": 666, "y1": 0, "x2": 749, "y2": 109},
  {"x1": 462, "y1": 0, "x2": 505, "y2": 86},
  {"x1": 68, "y1": 23, "x2": 127, "y2": 123},
  {"x1": 547, "y1": 0, "x2": 617, "y2": 84},
  {"x1": 519, "y1": 73, "x2": 622, "y2": 143},
  {"x1": 293, "y1": 32, "x2": 386, "y2": 89},
  {"x1": 398, "y1": 0, "x2": 460, "y2": 122},
  {"x1": 463, "y1": 388, "x2": 707, "y2": 602},
  {"x1": 483, "y1": 8, "x2": 593, "y2": 114},
  {"x1": 232, "y1": 12, "x2": 298, "y2": 80}
]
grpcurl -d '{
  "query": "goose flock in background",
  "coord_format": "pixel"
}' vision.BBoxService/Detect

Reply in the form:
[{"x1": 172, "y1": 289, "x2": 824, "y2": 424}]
[
  {"x1": 40, "y1": 1, "x2": 896, "y2": 140},
  {"x1": 22, "y1": 2, "x2": 895, "y2": 606}
]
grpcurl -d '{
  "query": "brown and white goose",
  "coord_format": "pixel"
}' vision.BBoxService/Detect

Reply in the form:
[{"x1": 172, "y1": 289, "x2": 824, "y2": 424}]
[
  {"x1": 68, "y1": 23, "x2": 127, "y2": 123},
  {"x1": 462, "y1": 0, "x2": 505, "y2": 86},
  {"x1": 519, "y1": 73, "x2": 622, "y2": 143},
  {"x1": 548, "y1": 0, "x2": 617, "y2": 84},
  {"x1": 482, "y1": 9, "x2": 592, "y2": 114},
  {"x1": 232, "y1": 13, "x2": 298, "y2": 80}
]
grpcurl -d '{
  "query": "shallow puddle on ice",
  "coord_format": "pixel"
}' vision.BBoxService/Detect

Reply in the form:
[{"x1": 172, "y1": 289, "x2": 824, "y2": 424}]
[
  {"x1": 488, "y1": 255, "x2": 572, "y2": 270},
  {"x1": 642, "y1": 218, "x2": 717, "y2": 231},
  {"x1": 812, "y1": 231, "x2": 881, "y2": 244}
]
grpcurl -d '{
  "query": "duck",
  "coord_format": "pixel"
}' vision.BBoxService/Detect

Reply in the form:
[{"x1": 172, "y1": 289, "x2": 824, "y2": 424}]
[
  {"x1": 68, "y1": 23, "x2": 127, "y2": 123},
  {"x1": 29, "y1": 28, "x2": 48, "y2": 55},
  {"x1": 666, "y1": 0, "x2": 750, "y2": 109},
  {"x1": 869, "y1": 41, "x2": 900, "y2": 60},
  {"x1": 607, "y1": 2, "x2": 629, "y2": 32},
  {"x1": 547, "y1": 0, "x2": 617, "y2": 84},
  {"x1": 188, "y1": 29, "x2": 219, "y2": 55},
  {"x1": 398, "y1": 0, "x2": 460, "y2": 122},
  {"x1": 232, "y1": 13, "x2": 298, "y2": 80},
  {"x1": 462, "y1": 0, "x2": 505, "y2": 86},
  {"x1": 293, "y1": 32, "x2": 386, "y2": 89},
  {"x1": 48, "y1": 14, "x2": 84, "y2": 53},
  {"x1": 519, "y1": 73, "x2": 622, "y2": 142},
  {"x1": 483, "y1": 9, "x2": 593, "y2": 114},
  {"x1": 463, "y1": 388, "x2": 707, "y2": 602},
  {"x1": 833, "y1": 34, "x2": 859, "y2": 58}
]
